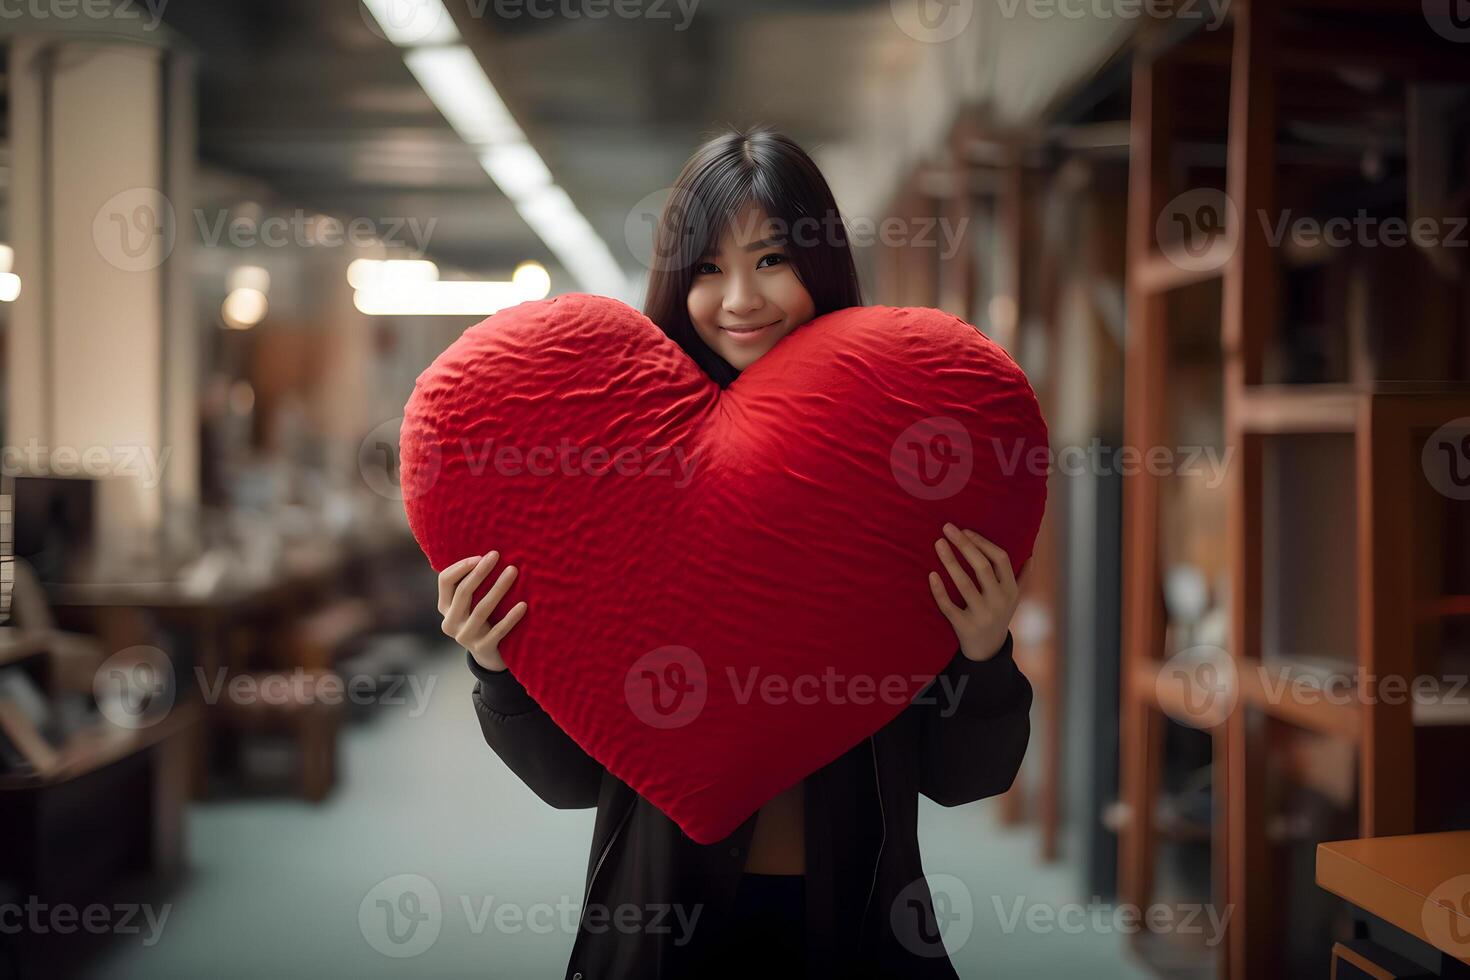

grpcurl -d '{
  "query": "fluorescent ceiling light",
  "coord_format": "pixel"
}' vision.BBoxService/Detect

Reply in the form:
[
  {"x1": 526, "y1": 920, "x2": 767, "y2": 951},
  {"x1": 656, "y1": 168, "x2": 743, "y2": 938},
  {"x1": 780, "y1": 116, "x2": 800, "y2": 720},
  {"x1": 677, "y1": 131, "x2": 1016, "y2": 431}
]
[
  {"x1": 354, "y1": 279, "x2": 535, "y2": 316},
  {"x1": 372, "y1": 28, "x2": 632, "y2": 298},
  {"x1": 515, "y1": 184, "x2": 579, "y2": 230},
  {"x1": 360, "y1": 0, "x2": 460, "y2": 46},
  {"x1": 403, "y1": 46, "x2": 524, "y2": 146},
  {"x1": 478, "y1": 142, "x2": 553, "y2": 201},
  {"x1": 346, "y1": 258, "x2": 440, "y2": 289}
]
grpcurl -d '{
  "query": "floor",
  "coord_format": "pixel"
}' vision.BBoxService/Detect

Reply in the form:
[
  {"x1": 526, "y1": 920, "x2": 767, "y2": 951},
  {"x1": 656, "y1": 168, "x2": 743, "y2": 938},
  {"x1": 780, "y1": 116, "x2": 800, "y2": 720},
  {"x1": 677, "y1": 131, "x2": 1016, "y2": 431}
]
[{"x1": 79, "y1": 642, "x2": 1155, "y2": 979}]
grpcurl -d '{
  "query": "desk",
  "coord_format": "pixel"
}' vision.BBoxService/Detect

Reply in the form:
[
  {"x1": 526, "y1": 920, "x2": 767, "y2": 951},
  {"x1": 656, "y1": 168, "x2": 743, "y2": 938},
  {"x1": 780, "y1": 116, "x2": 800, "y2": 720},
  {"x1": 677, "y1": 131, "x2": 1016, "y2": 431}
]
[
  {"x1": 0, "y1": 700, "x2": 201, "y2": 899},
  {"x1": 0, "y1": 630, "x2": 54, "y2": 668},
  {"x1": 41, "y1": 529, "x2": 420, "y2": 799},
  {"x1": 45, "y1": 528, "x2": 419, "y2": 677},
  {"x1": 1317, "y1": 832, "x2": 1470, "y2": 973}
]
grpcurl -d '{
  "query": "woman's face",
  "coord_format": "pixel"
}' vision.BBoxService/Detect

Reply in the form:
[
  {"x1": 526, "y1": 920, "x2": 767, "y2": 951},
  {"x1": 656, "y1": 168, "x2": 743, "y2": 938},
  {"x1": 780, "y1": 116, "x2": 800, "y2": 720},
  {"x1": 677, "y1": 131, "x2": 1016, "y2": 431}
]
[{"x1": 686, "y1": 201, "x2": 816, "y2": 371}]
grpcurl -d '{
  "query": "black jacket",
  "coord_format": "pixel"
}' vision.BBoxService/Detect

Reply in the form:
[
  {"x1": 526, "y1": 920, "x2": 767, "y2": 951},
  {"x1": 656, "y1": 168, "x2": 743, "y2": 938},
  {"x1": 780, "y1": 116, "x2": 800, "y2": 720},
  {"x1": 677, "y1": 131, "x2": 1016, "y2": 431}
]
[{"x1": 468, "y1": 631, "x2": 1032, "y2": 979}]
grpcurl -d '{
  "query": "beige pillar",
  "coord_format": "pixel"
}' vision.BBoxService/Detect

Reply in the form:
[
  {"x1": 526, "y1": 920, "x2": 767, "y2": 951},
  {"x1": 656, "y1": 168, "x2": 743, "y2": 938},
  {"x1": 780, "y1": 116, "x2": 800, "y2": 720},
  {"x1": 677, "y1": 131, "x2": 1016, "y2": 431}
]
[{"x1": 8, "y1": 32, "x2": 197, "y2": 566}]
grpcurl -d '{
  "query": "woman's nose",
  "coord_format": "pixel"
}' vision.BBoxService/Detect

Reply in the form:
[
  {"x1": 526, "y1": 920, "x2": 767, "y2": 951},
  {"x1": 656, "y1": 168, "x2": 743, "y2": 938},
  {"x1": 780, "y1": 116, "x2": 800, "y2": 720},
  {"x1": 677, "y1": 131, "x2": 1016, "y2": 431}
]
[{"x1": 722, "y1": 277, "x2": 764, "y2": 315}]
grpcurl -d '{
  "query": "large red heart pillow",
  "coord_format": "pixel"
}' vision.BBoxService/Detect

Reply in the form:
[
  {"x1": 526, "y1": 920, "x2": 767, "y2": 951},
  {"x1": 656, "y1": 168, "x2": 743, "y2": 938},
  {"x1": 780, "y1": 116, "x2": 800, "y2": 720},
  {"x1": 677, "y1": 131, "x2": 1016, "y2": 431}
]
[{"x1": 399, "y1": 292, "x2": 1048, "y2": 844}]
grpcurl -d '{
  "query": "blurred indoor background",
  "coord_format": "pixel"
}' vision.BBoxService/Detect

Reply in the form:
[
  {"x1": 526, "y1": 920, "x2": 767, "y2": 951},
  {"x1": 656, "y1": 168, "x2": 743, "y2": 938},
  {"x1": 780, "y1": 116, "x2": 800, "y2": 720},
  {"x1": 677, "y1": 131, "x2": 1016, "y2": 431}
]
[{"x1": 1, "y1": 1, "x2": 1468, "y2": 977}]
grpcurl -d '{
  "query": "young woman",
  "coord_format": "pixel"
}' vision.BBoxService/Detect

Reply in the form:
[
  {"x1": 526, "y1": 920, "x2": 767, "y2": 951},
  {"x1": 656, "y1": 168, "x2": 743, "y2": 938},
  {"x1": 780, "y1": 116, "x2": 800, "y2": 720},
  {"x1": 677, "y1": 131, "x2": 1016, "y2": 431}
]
[{"x1": 440, "y1": 125, "x2": 1033, "y2": 980}]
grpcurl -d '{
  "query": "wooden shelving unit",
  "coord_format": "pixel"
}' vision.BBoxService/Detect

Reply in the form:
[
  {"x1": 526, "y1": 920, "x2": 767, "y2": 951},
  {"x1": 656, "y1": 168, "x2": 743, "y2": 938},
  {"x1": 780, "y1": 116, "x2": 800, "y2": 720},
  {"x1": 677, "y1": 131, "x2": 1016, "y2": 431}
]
[
  {"x1": 1118, "y1": 2, "x2": 1470, "y2": 977},
  {"x1": 873, "y1": 128, "x2": 1066, "y2": 862}
]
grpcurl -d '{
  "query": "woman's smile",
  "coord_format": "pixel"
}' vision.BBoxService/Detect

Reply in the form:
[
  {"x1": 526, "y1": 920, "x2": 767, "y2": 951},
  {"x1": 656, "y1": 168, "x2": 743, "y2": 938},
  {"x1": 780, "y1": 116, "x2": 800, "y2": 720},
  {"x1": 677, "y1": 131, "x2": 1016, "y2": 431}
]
[{"x1": 720, "y1": 317, "x2": 783, "y2": 342}]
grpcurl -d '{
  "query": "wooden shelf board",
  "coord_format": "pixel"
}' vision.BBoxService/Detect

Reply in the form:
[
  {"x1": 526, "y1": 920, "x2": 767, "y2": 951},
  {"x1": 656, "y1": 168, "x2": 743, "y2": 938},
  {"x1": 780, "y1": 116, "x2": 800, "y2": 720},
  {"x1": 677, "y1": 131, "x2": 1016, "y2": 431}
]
[
  {"x1": 0, "y1": 699, "x2": 202, "y2": 791},
  {"x1": 1133, "y1": 246, "x2": 1229, "y2": 294},
  {"x1": 1418, "y1": 596, "x2": 1470, "y2": 621},
  {"x1": 1234, "y1": 385, "x2": 1362, "y2": 433},
  {"x1": 1238, "y1": 658, "x2": 1365, "y2": 739}
]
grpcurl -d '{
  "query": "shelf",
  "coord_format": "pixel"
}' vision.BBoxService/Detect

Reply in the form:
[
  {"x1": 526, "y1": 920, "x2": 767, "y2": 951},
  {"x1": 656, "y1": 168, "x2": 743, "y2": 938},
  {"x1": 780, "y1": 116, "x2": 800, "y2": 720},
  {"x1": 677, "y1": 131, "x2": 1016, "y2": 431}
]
[
  {"x1": 1234, "y1": 385, "x2": 1361, "y2": 433},
  {"x1": 1418, "y1": 596, "x2": 1470, "y2": 621},
  {"x1": 1237, "y1": 658, "x2": 1363, "y2": 740},
  {"x1": 1140, "y1": 655, "x2": 1470, "y2": 740},
  {"x1": 1134, "y1": 244, "x2": 1230, "y2": 294},
  {"x1": 1233, "y1": 383, "x2": 1470, "y2": 435},
  {"x1": 0, "y1": 629, "x2": 51, "y2": 668},
  {"x1": 0, "y1": 699, "x2": 202, "y2": 791},
  {"x1": 1214, "y1": 658, "x2": 1470, "y2": 733}
]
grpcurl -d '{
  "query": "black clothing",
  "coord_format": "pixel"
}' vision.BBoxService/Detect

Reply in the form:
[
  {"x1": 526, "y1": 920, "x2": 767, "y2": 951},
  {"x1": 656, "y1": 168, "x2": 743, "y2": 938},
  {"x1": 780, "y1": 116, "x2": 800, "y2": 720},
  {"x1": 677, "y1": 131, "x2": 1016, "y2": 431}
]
[
  {"x1": 708, "y1": 872, "x2": 806, "y2": 978},
  {"x1": 468, "y1": 631, "x2": 1031, "y2": 979}
]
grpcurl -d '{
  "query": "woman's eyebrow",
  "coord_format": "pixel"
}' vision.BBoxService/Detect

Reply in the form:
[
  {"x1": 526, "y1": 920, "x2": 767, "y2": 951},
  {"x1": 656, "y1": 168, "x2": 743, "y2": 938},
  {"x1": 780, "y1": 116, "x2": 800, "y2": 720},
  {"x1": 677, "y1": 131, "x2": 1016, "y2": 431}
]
[{"x1": 742, "y1": 236, "x2": 786, "y2": 252}]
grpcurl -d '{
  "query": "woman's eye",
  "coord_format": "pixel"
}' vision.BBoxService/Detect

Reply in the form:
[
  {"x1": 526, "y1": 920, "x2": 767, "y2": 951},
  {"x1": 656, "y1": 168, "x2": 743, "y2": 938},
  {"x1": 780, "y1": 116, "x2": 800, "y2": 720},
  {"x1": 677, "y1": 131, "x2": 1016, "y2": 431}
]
[
  {"x1": 757, "y1": 253, "x2": 786, "y2": 269},
  {"x1": 694, "y1": 261, "x2": 719, "y2": 275}
]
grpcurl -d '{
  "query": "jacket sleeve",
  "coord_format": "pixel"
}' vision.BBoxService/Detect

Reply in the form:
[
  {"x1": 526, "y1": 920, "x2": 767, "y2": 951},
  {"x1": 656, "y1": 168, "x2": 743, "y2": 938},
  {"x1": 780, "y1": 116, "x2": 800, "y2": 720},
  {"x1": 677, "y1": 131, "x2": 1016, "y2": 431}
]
[
  {"x1": 468, "y1": 651, "x2": 607, "y2": 810},
  {"x1": 913, "y1": 630, "x2": 1034, "y2": 807}
]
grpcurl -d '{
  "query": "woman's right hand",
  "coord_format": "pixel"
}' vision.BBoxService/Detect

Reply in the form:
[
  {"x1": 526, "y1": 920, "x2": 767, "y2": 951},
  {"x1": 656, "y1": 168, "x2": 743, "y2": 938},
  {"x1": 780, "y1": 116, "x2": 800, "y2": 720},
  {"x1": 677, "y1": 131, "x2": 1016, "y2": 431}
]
[{"x1": 438, "y1": 551, "x2": 528, "y2": 673}]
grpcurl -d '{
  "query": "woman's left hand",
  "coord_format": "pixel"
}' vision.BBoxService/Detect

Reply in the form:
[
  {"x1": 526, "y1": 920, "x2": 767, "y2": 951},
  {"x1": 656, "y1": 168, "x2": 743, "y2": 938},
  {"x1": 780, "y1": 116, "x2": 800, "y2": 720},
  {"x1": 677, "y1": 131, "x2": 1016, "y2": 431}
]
[{"x1": 928, "y1": 523, "x2": 1021, "y2": 662}]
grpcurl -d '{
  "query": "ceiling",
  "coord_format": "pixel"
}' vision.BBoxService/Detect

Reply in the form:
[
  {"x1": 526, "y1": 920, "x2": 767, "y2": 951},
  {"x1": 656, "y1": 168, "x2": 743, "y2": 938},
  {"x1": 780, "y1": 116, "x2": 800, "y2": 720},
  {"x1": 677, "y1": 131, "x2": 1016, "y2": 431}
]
[
  {"x1": 151, "y1": 2, "x2": 895, "y2": 279},
  {"x1": 1, "y1": 2, "x2": 1136, "y2": 288}
]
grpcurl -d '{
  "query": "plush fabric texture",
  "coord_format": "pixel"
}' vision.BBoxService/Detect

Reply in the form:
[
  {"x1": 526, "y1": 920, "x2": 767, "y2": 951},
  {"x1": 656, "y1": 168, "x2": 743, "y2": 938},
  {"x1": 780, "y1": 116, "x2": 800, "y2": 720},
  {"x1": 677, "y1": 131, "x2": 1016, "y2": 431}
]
[{"x1": 399, "y1": 292, "x2": 1049, "y2": 843}]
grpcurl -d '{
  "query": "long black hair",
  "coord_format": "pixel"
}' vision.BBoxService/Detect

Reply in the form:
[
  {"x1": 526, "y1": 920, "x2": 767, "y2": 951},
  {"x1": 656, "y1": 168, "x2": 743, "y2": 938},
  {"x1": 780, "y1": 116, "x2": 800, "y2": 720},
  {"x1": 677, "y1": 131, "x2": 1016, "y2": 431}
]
[{"x1": 641, "y1": 124, "x2": 864, "y2": 388}]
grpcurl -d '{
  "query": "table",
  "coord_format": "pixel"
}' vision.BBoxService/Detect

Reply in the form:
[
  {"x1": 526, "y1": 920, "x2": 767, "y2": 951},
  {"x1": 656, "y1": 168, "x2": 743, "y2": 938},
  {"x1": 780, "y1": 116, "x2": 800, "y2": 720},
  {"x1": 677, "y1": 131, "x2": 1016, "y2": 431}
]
[{"x1": 1317, "y1": 831, "x2": 1470, "y2": 974}]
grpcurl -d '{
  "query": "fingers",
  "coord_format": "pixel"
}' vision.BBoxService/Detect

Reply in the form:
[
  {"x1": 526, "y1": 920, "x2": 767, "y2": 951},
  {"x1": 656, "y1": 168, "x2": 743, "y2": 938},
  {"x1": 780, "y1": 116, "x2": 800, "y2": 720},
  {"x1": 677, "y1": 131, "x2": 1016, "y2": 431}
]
[
  {"x1": 462, "y1": 563, "x2": 519, "y2": 637},
  {"x1": 943, "y1": 523, "x2": 999, "y2": 594},
  {"x1": 484, "y1": 601, "x2": 528, "y2": 647},
  {"x1": 443, "y1": 551, "x2": 501, "y2": 633},
  {"x1": 436, "y1": 555, "x2": 482, "y2": 617},
  {"x1": 934, "y1": 537, "x2": 983, "y2": 608},
  {"x1": 927, "y1": 571, "x2": 964, "y2": 627},
  {"x1": 964, "y1": 529, "x2": 1017, "y2": 593}
]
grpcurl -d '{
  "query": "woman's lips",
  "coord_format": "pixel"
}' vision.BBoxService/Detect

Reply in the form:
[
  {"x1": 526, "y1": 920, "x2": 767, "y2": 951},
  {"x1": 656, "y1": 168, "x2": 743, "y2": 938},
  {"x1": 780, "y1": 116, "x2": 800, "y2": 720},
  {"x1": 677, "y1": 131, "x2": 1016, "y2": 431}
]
[{"x1": 720, "y1": 319, "x2": 780, "y2": 342}]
